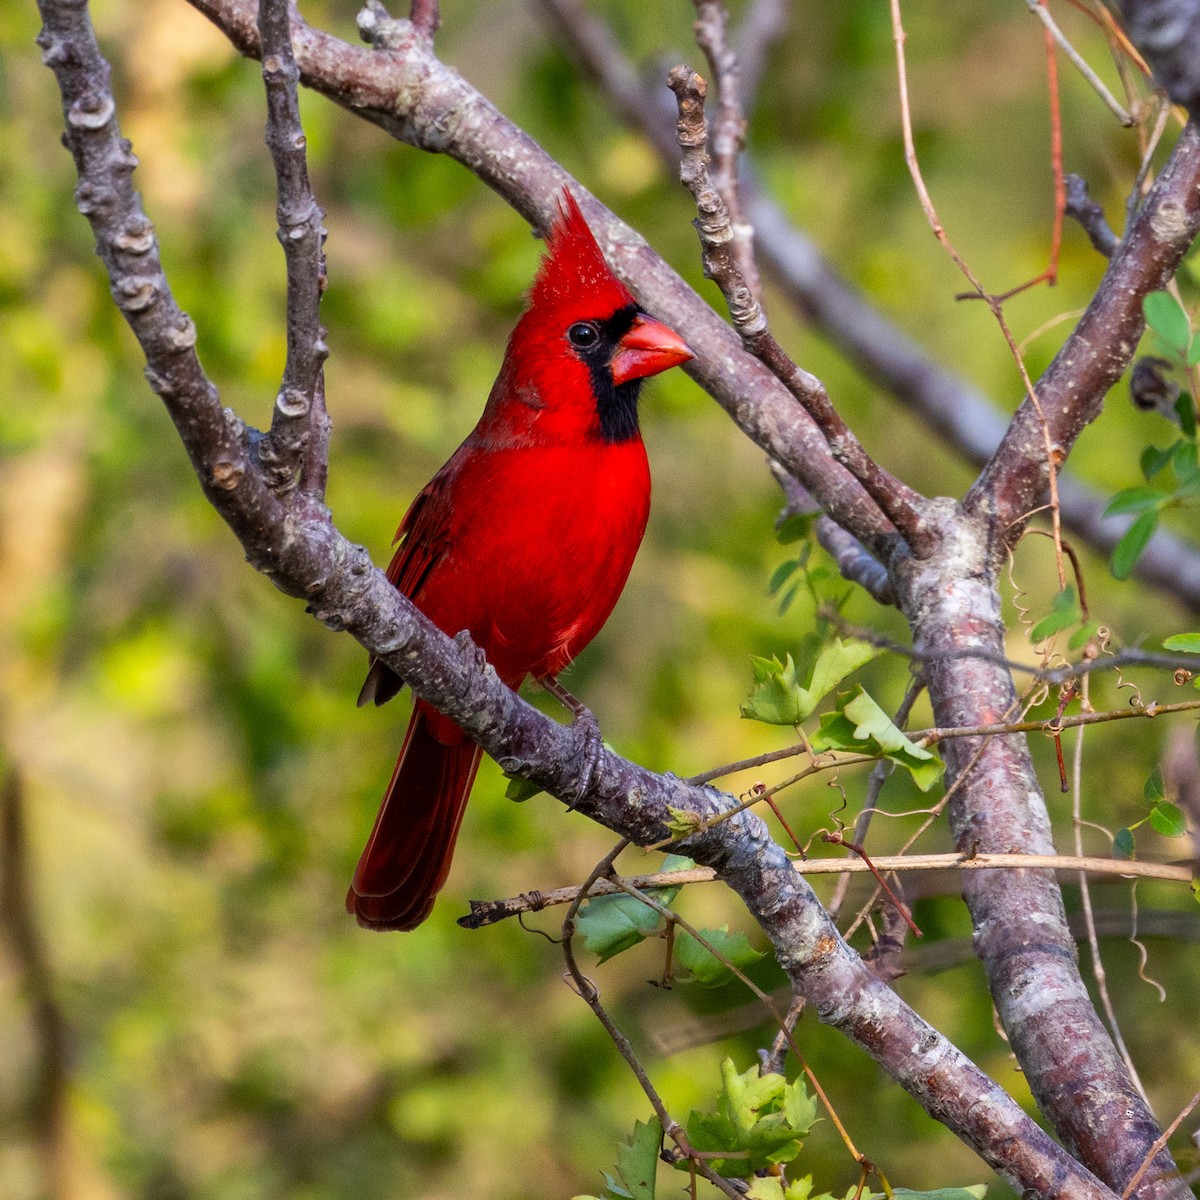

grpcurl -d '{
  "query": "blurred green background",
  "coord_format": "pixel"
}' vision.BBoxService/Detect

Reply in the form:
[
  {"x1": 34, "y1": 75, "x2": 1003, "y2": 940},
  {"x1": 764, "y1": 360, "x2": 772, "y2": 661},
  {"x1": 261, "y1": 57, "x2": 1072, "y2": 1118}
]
[{"x1": 2, "y1": 1, "x2": 1199, "y2": 1197}]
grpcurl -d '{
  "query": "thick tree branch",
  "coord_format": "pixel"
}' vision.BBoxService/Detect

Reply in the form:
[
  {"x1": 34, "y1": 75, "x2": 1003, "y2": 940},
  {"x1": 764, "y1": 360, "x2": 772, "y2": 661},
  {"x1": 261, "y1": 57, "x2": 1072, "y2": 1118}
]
[
  {"x1": 38, "y1": 2, "x2": 1127, "y2": 1193},
  {"x1": 895, "y1": 504, "x2": 1184, "y2": 1200},
  {"x1": 970, "y1": 121, "x2": 1200, "y2": 531}
]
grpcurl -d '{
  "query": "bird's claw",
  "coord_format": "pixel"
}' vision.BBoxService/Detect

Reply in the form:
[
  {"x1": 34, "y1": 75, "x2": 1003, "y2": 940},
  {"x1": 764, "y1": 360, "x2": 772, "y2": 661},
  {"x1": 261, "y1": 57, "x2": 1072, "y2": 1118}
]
[{"x1": 564, "y1": 703, "x2": 603, "y2": 811}]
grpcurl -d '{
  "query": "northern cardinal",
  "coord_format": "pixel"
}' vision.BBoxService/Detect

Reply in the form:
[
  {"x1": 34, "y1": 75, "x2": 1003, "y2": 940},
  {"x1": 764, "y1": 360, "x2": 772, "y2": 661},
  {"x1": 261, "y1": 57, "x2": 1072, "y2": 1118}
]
[{"x1": 349, "y1": 190, "x2": 693, "y2": 931}]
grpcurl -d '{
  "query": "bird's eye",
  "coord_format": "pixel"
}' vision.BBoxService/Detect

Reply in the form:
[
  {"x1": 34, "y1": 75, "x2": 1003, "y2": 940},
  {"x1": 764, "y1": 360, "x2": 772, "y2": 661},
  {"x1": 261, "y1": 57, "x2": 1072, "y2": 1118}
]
[{"x1": 567, "y1": 322, "x2": 600, "y2": 349}]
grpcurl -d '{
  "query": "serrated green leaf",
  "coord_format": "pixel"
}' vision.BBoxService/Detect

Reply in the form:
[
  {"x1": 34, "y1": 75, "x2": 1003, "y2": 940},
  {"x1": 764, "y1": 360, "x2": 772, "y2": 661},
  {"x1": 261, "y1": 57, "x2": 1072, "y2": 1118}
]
[
  {"x1": 1150, "y1": 801, "x2": 1188, "y2": 837},
  {"x1": 775, "y1": 512, "x2": 812, "y2": 545},
  {"x1": 1189, "y1": 331, "x2": 1200, "y2": 365},
  {"x1": 1111, "y1": 509, "x2": 1159, "y2": 580},
  {"x1": 680, "y1": 1060, "x2": 815, "y2": 1178},
  {"x1": 614, "y1": 1118, "x2": 662, "y2": 1200},
  {"x1": 741, "y1": 640, "x2": 881, "y2": 726},
  {"x1": 1164, "y1": 632, "x2": 1200, "y2": 653},
  {"x1": 601, "y1": 1172, "x2": 633, "y2": 1198},
  {"x1": 810, "y1": 688, "x2": 944, "y2": 791},
  {"x1": 1177, "y1": 394, "x2": 1198, "y2": 438},
  {"x1": 673, "y1": 927, "x2": 765, "y2": 987},
  {"x1": 1192, "y1": 880, "x2": 1200, "y2": 905},
  {"x1": 1144, "y1": 291, "x2": 1191, "y2": 351},
  {"x1": 781, "y1": 1074, "x2": 820, "y2": 1136},
  {"x1": 505, "y1": 774, "x2": 544, "y2": 803},
  {"x1": 742, "y1": 653, "x2": 805, "y2": 725},
  {"x1": 748, "y1": 1178, "x2": 828, "y2": 1200},
  {"x1": 1144, "y1": 766, "x2": 1165, "y2": 803},
  {"x1": 1114, "y1": 826, "x2": 1136, "y2": 860},
  {"x1": 1141, "y1": 442, "x2": 1176, "y2": 480},
  {"x1": 1103, "y1": 486, "x2": 1163, "y2": 517},
  {"x1": 1067, "y1": 620, "x2": 1101, "y2": 652}
]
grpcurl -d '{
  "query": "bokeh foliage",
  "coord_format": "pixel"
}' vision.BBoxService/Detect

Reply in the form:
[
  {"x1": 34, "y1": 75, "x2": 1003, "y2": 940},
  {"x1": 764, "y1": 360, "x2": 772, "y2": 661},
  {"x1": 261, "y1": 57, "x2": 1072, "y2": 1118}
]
[{"x1": 2, "y1": 2, "x2": 1199, "y2": 1198}]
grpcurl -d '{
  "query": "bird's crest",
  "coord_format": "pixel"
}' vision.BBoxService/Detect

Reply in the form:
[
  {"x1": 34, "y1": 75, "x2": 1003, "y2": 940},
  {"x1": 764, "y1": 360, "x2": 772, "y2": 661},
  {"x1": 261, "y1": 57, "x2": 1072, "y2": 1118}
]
[{"x1": 530, "y1": 189, "x2": 636, "y2": 317}]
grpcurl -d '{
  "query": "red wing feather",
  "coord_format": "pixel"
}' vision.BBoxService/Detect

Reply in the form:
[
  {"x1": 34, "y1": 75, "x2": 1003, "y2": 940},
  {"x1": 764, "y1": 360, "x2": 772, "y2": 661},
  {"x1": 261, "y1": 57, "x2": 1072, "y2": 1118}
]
[{"x1": 357, "y1": 473, "x2": 456, "y2": 708}]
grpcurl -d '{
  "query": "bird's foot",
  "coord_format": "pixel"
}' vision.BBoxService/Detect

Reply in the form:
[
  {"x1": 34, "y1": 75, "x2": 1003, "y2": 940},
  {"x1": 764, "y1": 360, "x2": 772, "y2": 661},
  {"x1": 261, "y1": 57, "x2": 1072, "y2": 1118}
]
[{"x1": 539, "y1": 675, "x2": 603, "y2": 811}]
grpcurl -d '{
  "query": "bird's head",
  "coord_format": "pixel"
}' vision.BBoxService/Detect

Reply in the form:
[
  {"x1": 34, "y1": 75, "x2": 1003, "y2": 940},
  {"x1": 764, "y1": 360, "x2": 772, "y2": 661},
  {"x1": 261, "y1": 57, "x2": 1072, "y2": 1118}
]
[{"x1": 499, "y1": 189, "x2": 693, "y2": 443}]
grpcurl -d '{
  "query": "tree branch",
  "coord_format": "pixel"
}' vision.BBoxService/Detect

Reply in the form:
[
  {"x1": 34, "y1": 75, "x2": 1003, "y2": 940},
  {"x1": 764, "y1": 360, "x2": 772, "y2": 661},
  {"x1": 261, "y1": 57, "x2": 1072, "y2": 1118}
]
[{"x1": 256, "y1": 0, "x2": 330, "y2": 497}]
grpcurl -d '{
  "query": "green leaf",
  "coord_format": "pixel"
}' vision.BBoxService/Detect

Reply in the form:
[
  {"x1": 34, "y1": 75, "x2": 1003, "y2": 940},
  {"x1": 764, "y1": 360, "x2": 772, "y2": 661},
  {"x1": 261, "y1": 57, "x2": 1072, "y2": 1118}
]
[
  {"x1": 1176, "y1": 394, "x2": 1198, "y2": 439},
  {"x1": 673, "y1": 927, "x2": 765, "y2": 987},
  {"x1": 1192, "y1": 880, "x2": 1200, "y2": 905},
  {"x1": 810, "y1": 688, "x2": 945, "y2": 791},
  {"x1": 1173, "y1": 439, "x2": 1199, "y2": 484},
  {"x1": 613, "y1": 1118, "x2": 662, "y2": 1200},
  {"x1": 1149, "y1": 801, "x2": 1187, "y2": 838},
  {"x1": 1189, "y1": 331, "x2": 1200, "y2": 365},
  {"x1": 1029, "y1": 586, "x2": 1079, "y2": 642},
  {"x1": 1067, "y1": 620, "x2": 1101, "y2": 652},
  {"x1": 768, "y1": 559, "x2": 801, "y2": 597},
  {"x1": 679, "y1": 1060, "x2": 819, "y2": 1179},
  {"x1": 504, "y1": 774, "x2": 544, "y2": 803},
  {"x1": 748, "y1": 1178, "x2": 827, "y2": 1200},
  {"x1": 665, "y1": 806, "x2": 704, "y2": 837},
  {"x1": 1144, "y1": 291, "x2": 1191, "y2": 352},
  {"x1": 775, "y1": 512, "x2": 812, "y2": 545},
  {"x1": 740, "y1": 639, "x2": 881, "y2": 726},
  {"x1": 805, "y1": 638, "x2": 883, "y2": 707},
  {"x1": 577, "y1": 892, "x2": 664, "y2": 962},
  {"x1": 1164, "y1": 632, "x2": 1200, "y2": 653},
  {"x1": 742, "y1": 653, "x2": 806, "y2": 725},
  {"x1": 1111, "y1": 509, "x2": 1159, "y2": 580},
  {"x1": 1103, "y1": 486, "x2": 1163, "y2": 517},
  {"x1": 1141, "y1": 442, "x2": 1176, "y2": 480},
  {"x1": 1143, "y1": 766, "x2": 1165, "y2": 803},
  {"x1": 1114, "y1": 827, "x2": 1136, "y2": 860},
  {"x1": 574, "y1": 857, "x2": 693, "y2": 963}
]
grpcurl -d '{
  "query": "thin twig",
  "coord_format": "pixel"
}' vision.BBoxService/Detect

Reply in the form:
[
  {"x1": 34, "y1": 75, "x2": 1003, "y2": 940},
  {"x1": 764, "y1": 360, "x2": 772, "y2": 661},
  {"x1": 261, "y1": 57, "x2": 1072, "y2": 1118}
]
[
  {"x1": 560, "y1": 841, "x2": 745, "y2": 1200},
  {"x1": 1026, "y1": 0, "x2": 1134, "y2": 125},
  {"x1": 828, "y1": 678, "x2": 924, "y2": 921},
  {"x1": 256, "y1": 0, "x2": 330, "y2": 497},
  {"x1": 460, "y1": 851, "x2": 1196, "y2": 927},
  {"x1": 691, "y1": 0, "x2": 762, "y2": 301},
  {"x1": 1071, "y1": 677, "x2": 1151, "y2": 1103}
]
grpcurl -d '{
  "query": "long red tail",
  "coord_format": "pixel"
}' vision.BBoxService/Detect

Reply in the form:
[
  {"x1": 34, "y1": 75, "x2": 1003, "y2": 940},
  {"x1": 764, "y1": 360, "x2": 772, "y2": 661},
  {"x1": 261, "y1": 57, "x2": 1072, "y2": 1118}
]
[{"x1": 347, "y1": 701, "x2": 483, "y2": 931}]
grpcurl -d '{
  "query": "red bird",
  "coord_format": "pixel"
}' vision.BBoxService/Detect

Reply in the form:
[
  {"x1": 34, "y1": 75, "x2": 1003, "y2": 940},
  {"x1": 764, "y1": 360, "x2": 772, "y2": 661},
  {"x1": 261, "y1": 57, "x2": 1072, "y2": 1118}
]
[{"x1": 349, "y1": 190, "x2": 692, "y2": 931}]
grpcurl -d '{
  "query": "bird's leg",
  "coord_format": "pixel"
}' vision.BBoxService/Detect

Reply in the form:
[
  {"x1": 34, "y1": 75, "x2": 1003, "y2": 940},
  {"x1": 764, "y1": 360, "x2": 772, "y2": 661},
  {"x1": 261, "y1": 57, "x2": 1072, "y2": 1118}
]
[{"x1": 539, "y1": 675, "x2": 602, "y2": 810}]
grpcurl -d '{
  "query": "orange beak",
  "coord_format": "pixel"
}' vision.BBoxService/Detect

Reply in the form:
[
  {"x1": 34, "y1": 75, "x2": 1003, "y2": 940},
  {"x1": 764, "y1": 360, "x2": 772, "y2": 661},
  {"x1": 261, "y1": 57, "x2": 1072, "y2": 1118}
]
[{"x1": 610, "y1": 313, "x2": 693, "y2": 386}]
